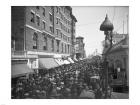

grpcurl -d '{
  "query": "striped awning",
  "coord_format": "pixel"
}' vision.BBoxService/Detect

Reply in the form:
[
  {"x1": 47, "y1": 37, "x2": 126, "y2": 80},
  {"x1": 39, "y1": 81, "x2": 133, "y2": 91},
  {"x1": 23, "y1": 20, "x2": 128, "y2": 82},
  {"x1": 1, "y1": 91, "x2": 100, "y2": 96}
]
[
  {"x1": 68, "y1": 57, "x2": 74, "y2": 63},
  {"x1": 63, "y1": 60, "x2": 70, "y2": 64},
  {"x1": 55, "y1": 58, "x2": 65, "y2": 65},
  {"x1": 39, "y1": 58, "x2": 59, "y2": 69}
]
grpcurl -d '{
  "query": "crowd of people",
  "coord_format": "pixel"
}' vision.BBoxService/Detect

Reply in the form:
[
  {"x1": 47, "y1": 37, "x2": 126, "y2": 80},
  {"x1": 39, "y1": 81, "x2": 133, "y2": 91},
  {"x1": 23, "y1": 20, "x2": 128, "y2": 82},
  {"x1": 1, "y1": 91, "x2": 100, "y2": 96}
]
[{"x1": 12, "y1": 59, "x2": 111, "y2": 99}]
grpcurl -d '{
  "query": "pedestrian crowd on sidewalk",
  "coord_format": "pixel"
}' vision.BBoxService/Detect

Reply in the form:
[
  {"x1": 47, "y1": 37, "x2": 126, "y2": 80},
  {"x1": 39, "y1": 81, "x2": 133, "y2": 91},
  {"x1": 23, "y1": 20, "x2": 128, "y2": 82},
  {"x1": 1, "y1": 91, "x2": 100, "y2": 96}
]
[{"x1": 12, "y1": 59, "x2": 109, "y2": 99}]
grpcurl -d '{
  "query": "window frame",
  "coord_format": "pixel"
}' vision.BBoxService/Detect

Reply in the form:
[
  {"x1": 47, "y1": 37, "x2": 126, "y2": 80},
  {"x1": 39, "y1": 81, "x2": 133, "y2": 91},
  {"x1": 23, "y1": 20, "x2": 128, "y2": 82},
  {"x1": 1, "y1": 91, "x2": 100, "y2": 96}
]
[
  {"x1": 36, "y1": 15, "x2": 40, "y2": 26},
  {"x1": 42, "y1": 7, "x2": 45, "y2": 16},
  {"x1": 33, "y1": 32, "x2": 38, "y2": 49},
  {"x1": 49, "y1": 13, "x2": 53, "y2": 23},
  {"x1": 42, "y1": 21, "x2": 46, "y2": 30},
  {"x1": 30, "y1": 12, "x2": 35, "y2": 23}
]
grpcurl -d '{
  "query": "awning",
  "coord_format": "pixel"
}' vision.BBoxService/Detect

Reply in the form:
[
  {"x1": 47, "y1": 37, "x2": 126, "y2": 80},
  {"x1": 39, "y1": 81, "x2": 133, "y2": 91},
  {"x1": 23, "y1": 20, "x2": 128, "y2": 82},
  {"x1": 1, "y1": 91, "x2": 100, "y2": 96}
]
[
  {"x1": 12, "y1": 64, "x2": 34, "y2": 78},
  {"x1": 39, "y1": 58, "x2": 59, "y2": 69},
  {"x1": 68, "y1": 57, "x2": 74, "y2": 63},
  {"x1": 63, "y1": 60, "x2": 70, "y2": 64},
  {"x1": 74, "y1": 57, "x2": 78, "y2": 61},
  {"x1": 55, "y1": 58, "x2": 65, "y2": 65}
]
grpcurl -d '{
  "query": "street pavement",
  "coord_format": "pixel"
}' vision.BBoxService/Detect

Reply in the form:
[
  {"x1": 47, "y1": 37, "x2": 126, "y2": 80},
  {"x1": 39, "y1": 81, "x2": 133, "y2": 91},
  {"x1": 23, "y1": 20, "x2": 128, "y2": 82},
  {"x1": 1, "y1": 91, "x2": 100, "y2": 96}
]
[{"x1": 111, "y1": 92, "x2": 129, "y2": 99}]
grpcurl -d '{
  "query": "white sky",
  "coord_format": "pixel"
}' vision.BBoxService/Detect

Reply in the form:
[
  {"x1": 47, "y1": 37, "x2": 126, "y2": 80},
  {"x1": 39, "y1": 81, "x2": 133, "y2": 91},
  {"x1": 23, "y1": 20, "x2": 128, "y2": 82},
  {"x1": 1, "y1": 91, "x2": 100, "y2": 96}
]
[{"x1": 72, "y1": 6, "x2": 129, "y2": 56}]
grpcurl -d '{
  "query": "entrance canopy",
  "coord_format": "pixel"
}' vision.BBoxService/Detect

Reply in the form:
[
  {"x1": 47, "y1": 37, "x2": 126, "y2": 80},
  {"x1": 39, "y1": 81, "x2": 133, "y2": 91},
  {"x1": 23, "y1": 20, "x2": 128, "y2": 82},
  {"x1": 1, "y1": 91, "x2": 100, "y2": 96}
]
[
  {"x1": 39, "y1": 58, "x2": 59, "y2": 69},
  {"x1": 12, "y1": 64, "x2": 34, "y2": 78}
]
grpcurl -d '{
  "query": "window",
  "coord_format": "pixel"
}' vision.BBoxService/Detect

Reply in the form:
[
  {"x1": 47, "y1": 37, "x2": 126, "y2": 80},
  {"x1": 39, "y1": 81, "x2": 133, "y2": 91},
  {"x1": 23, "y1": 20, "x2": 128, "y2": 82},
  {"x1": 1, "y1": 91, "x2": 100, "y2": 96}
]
[
  {"x1": 51, "y1": 6, "x2": 53, "y2": 12},
  {"x1": 33, "y1": 32, "x2": 38, "y2": 49},
  {"x1": 61, "y1": 43, "x2": 63, "y2": 53},
  {"x1": 58, "y1": 7, "x2": 61, "y2": 14},
  {"x1": 56, "y1": 29, "x2": 59, "y2": 36},
  {"x1": 50, "y1": 26, "x2": 53, "y2": 33},
  {"x1": 66, "y1": 19, "x2": 67, "y2": 24},
  {"x1": 49, "y1": 13, "x2": 53, "y2": 22},
  {"x1": 11, "y1": 36, "x2": 15, "y2": 50},
  {"x1": 36, "y1": 6, "x2": 39, "y2": 10},
  {"x1": 60, "y1": 32, "x2": 62, "y2": 38},
  {"x1": 69, "y1": 38, "x2": 71, "y2": 42},
  {"x1": 56, "y1": 40, "x2": 59, "y2": 52},
  {"x1": 42, "y1": 7, "x2": 45, "y2": 16},
  {"x1": 36, "y1": 15, "x2": 40, "y2": 26},
  {"x1": 31, "y1": 12, "x2": 35, "y2": 23},
  {"x1": 56, "y1": 7, "x2": 59, "y2": 13},
  {"x1": 56, "y1": 18, "x2": 59, "y2": 24},
  {"x1": 52, "y1": 39, "x2": 54, "y2": 52},
  {"x1": 43, "y1": 35, "x2": 48, "y2": 50},
  {"x1": 60, "y1": 12, "x2": 62, "y2": 19},
  {"x1": 60, "y1": 22, "x2": 62, "y2": 29},
  {"x1": 68, "y1": 45, "x2": 69, "y2": 53},
  {"x1": 42, "y1": 21, "x2": 45, "y2": 29},
  {"x1": 65, "y1": 44, "x2": 67, "y2": 53}
]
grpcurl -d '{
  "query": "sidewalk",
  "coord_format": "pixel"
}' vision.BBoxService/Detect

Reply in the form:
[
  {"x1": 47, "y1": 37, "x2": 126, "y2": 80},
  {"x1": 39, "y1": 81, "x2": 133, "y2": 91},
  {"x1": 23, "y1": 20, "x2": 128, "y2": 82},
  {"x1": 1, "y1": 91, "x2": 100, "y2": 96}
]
[{"x1": 111, "y1": 92, "x2": 129, "y2": 99}]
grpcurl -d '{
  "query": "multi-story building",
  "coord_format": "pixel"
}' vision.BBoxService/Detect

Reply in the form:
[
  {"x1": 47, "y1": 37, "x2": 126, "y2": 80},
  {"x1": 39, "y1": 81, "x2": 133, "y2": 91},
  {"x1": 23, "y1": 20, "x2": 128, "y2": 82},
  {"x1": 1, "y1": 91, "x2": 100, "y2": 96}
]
[
  {"x1": 11, "y1": 6, "x2": 77, "y2": 77},
  {"x1": 75, "y1": 36, "x2": 86, "y2": 60},
  {"x1": 71, "y1": 15, "x2": 77, "y2": 59}
]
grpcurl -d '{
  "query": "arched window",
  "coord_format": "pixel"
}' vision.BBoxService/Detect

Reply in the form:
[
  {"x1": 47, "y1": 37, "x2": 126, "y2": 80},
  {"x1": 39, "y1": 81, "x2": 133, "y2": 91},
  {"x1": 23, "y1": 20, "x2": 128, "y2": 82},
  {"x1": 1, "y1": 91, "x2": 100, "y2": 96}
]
[{"x1": 33, "y1": 32, "x2": 38, "y2": 49}]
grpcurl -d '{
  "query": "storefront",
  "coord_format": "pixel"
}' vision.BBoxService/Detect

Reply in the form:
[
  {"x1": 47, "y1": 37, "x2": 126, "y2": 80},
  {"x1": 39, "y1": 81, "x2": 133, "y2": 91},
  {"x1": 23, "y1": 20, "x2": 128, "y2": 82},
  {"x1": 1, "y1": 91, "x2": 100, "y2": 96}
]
[{"x1": 11, "y1": 60, "x2": 34, "y2": 78}]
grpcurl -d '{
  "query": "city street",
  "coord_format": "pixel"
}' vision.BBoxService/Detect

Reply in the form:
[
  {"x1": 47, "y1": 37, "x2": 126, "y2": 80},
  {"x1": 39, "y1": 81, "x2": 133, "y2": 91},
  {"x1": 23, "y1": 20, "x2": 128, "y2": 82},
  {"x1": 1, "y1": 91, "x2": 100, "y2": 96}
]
[{"x1": 11, "y1": 6, "x2": 129, "y2": 99}]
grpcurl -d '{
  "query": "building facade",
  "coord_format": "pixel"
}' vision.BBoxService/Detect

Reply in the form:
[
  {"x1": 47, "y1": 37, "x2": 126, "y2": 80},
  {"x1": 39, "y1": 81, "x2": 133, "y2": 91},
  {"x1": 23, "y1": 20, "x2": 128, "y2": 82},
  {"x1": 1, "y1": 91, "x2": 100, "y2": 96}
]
[
  {"x1": 102, "y1": 33, "x2": 129, "y2": 89},
  {"x1": 75, "y1": 36, "x2": 86, "y2": 60},
  {"x1": 11, "y1": 6, "x2": 77, "y2": 77}
]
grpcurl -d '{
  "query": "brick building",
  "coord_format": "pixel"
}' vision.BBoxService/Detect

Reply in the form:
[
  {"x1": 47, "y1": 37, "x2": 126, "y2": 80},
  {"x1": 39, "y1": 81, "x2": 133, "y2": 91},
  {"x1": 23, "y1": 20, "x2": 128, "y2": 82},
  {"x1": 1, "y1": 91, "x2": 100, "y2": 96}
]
[
  {"x1": 75, "y1": 36, "x2": 86, "y2": 60},
  {"x1": 11, "y1": 6, "x2": 77, "y2": 77}
]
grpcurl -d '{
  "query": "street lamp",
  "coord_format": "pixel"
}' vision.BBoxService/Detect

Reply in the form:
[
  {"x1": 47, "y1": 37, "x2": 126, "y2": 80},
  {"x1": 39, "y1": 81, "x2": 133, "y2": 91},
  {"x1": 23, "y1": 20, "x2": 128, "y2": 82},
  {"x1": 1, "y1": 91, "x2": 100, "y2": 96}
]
[{"x1": 100, "y1": 14, "x2": 114, "y2": 98}]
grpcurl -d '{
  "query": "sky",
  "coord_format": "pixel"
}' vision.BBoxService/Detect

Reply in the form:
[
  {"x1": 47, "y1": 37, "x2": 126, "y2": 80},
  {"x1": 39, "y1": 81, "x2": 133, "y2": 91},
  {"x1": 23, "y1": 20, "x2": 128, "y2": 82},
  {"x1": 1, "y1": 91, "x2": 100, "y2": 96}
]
[{"x1": 72, "y1": 6, "x2": 129, "y2": 56}]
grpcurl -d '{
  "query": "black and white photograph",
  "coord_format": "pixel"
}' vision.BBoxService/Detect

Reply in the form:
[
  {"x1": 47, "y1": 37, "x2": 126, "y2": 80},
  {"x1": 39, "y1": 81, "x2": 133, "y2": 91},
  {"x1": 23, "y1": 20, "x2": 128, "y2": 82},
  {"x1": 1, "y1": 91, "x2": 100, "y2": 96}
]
[
  {"x1": 11, "y1": 6, "x2": 129, "y2": 99},
  {"x1": 2, "y1": 0, "x2": 140, "y2": 104}
]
